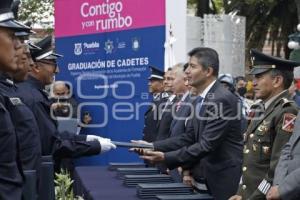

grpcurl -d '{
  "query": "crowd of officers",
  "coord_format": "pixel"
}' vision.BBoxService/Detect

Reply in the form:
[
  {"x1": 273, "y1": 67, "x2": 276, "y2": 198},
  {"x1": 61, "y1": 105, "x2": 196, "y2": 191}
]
[
  {"x1": 137, "y1": 48, "x2": 300, "y2": 200},
  {"x1": 0, "y1": 0, "x2": 117, "y2": 199}
]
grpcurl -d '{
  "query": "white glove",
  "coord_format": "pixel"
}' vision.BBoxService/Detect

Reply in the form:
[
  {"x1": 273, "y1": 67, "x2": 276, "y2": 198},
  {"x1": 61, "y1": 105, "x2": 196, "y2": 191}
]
[
  {"x1": 86, "y1": 135, "x2": 111, "y2": 142},
  {"x1": 98, "y1": 138, "x2": 116, "y2": 153}
]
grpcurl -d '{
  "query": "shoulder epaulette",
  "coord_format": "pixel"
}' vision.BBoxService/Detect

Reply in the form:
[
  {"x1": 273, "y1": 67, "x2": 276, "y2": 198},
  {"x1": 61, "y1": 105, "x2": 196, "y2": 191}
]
[
  {"x1": 280, "y1": 97, "x2": 295, "y2": 108},
  {"x1": 250, "y1": 99, "x2": 263, "y2": 109}
]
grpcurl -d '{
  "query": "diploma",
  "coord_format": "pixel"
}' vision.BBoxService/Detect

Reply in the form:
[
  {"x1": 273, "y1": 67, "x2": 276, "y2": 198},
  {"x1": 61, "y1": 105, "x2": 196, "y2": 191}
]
[{"x1": 111, "y1": 141, "x2": 153, "y2": 149}]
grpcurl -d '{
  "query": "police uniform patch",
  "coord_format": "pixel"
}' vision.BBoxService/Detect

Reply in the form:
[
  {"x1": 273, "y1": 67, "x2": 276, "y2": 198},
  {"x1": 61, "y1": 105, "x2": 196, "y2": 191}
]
[
  {"x1": 282, "y1": 113, "x2": 296, "y2": 133},
  {"x1": 9, "y1": 97, "x2": 23, "y2": 106}
]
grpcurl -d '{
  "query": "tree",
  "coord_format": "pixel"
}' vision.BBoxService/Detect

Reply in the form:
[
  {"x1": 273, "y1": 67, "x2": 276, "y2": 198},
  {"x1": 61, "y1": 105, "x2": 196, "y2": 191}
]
[
  {"x1": 17, "y1": 0, "x2": 54, "y2": 28},
  {"x1": 225, "y1": 0, "x2": 298, "y2": 58},
  {"x1": 188, "y1": 0, "x2": 224, "y2": 16},
  {"x1": 188, "y1": 0, "x2": 299, "y2": 59}
]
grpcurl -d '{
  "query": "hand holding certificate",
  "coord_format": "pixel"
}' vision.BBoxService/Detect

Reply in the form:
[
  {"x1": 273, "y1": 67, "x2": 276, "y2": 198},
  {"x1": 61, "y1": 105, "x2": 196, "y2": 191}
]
[{"x1": 111, "y1": 141, "x2": 154, "y2": 149}]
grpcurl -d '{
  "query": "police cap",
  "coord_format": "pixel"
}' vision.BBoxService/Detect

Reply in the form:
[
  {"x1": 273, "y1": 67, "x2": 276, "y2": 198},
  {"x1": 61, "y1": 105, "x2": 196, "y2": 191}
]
[
  {"x1": 0, "y1": 0, "x2": 30, "y2": 31},
  {"x1": 31, "y1": 35, "x2": 63, "y2": 61},
  {"x1": 148, "y1": 66, "x2": 164, "y2": 80}
]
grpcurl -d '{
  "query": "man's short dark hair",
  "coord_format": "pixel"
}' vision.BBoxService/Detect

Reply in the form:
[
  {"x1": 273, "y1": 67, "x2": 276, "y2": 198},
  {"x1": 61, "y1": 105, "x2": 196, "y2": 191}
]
[
  {"x1": 235, "y1": 76, "x2": 246, "y2": 83},
  {"x1": 183, "y1": 63, "x2": 189, "y2": 71},
  {"x1": 188, "y1": 47, "x2": 219, "y2": 77},
  {"x1": 270, "y1": 69, "x2": 293, "y2": 89}
]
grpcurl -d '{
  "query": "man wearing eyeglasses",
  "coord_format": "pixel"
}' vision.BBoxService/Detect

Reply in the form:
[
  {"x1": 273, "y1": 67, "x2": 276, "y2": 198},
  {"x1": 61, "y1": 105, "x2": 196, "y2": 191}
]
[{"x1": 17, "y1": 36, "x2": 116, "y2": 171}]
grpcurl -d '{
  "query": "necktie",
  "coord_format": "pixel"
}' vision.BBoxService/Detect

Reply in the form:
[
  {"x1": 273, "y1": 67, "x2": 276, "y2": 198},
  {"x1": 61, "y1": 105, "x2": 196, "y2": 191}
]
[
  {"x1": 195, "y1": 96, "x2": 204, "y2": 114},
  {"x1": 175, "y1": 100, "x2": 183, "y2": 112}
]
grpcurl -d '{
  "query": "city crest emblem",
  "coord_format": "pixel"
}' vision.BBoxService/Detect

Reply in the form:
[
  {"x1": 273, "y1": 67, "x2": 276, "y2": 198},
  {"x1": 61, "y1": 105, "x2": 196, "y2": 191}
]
[
  {"x1": 104, "y1": 39, "x2": 114, "y2": 54},
  {"x1": 132, "y1": 37, "x2": 140, "y2": 51},
  {"x1": 74, "y1": 43, "x2": 82, "y2": 55}
]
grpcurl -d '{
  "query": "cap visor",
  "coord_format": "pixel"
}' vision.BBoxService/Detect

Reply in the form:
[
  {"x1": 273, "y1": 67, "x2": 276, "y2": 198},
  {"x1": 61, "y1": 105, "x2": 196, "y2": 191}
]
[
  {"x1": 249, "y1": 67, "x2": 271, "y2": 75},
  {"x1": 28, "y1": 42, "x2": 42, "y2": 50},
  {"x1": 15, "y1": 31, "x2": 30, "y2": 37},
  {"x1": 0, "y1": 19, "x2": 31, "y2": 32},
  {"x1": 148, "y1": 77, "x2": 163, "y2": 80}
]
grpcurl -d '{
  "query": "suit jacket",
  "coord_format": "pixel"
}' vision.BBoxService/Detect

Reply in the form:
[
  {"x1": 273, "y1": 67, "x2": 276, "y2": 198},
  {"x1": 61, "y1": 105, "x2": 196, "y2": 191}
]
[
  {"x1": 17, "y1": 76, "x2": 101, "y2": 162},
  {"x1": 155, "y1": 95, "x2": 177, "y2": 141},
  {"x1": 169, "y1": 93, "x2": 193, "y2": 137},
  {"x1": 273, "y1": 112, "x2": 300, "y2": 200},
  {"x1": 154, "y1": 81, "x2": 243, "y2": 200},
  {"x1": 237, "y1": 91, "x2": 298, "y2": 199}
]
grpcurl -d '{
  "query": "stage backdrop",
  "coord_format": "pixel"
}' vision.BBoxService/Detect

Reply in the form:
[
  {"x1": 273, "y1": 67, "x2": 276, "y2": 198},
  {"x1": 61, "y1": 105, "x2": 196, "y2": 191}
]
[{"x1": 55, "y1": 0, "x2": 165, "y2": 165}]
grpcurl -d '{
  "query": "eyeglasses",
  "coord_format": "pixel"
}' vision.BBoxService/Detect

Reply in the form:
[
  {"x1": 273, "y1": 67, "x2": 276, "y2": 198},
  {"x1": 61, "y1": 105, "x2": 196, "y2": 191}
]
[{"x1": 36, "y1": 60, "x2": 58, "y2": 71}]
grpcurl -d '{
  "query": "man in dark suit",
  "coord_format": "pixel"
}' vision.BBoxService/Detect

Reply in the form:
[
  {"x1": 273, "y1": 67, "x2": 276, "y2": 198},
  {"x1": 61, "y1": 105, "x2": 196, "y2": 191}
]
[
  {"x1": 143, "y1": 66, "x2": 165, "y2": 142},
  {"x1": 168, "y1": 63, "x2": 192, "y2": 182},
  {"x1": 169, "y1": 63, "x2": 193, "y2": 137},
  {"x1": 134, "y1": 47, "x2": 243, "y2": 200}
]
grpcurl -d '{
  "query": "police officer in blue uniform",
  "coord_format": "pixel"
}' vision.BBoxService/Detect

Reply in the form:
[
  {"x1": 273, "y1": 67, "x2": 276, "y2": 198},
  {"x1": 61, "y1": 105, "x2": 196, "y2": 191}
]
[
  {"x1": 2, "y1": 21, "x2": 43, "y2": 173},
  {"x1": 17, "y1": 36, "x2": 116, "y2": 169},
  {"x1": 0, "y1": 0, "x2": 32, "y2": 198},
  {"x1": 143, "y1": 66, "x2": 165, "y2": 142}
]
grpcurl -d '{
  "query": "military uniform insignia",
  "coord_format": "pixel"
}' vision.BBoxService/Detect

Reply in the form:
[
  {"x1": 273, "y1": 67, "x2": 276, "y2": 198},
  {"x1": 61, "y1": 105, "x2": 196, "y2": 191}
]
[
  {"x1": 282, "y1": 113, "x2": 296, "y2": 133},
  {"x1": 257, "y1": 120, "x2": 269, "y2": 133},
  {"x1": 243, "y1": 133, "x2": 247, "y2": 142},
  {"x1": 252, "y1": 144, "x2": 258, "y2": 152},
  {"x1": 262, "y1": 146, "x2": 270, "y2": 155}
]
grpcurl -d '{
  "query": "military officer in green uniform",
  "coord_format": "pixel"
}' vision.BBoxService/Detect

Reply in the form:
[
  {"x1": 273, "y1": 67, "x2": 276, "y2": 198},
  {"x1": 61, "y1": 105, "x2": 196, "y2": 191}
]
[{"x1": 229, "y1": 49, "x2": 300, "y2": 200}]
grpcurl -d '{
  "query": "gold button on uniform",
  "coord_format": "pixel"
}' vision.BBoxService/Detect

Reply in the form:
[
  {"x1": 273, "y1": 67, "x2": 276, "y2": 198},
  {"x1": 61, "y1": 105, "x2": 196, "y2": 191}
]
[
  {"x1": 250, "y1": 134, "x2": 254, "y2": 138},
  {"x1": 242, "y1": 185, "x2": 247, "y2": 190},
  {"x1": 243, "y1": 166, "x2": 247, "y2": 171}
]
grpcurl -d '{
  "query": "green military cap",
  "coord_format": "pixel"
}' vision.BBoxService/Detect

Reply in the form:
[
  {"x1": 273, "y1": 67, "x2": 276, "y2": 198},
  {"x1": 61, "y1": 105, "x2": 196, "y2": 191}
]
[{"x1": 249, "y1": 49, "x2": 300, "y2": 75}]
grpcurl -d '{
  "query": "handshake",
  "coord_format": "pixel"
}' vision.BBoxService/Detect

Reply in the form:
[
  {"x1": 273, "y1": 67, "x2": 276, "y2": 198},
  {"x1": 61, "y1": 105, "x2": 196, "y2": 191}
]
[{"x1": 86, "y1": 135, "x2": 116, "y2": 153}]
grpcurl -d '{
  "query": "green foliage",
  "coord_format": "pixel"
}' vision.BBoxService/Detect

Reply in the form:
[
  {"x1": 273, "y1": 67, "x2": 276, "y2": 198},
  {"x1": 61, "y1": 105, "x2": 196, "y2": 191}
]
[
  {"x1": 224, "y1": 0, "x2": 298, "y2": 58},
  {"x1": 18, "y1": 0, "x2": 54, "y2": 26},
  {"x1": 187, "y1": 0, "x2": 223, "y2": 14},
  {"x1": 213, "y1": 0, "x2": 224, "y2": 13},
  {"x1": 54, "y1": 169, "x2": 84, "y2": 200}
]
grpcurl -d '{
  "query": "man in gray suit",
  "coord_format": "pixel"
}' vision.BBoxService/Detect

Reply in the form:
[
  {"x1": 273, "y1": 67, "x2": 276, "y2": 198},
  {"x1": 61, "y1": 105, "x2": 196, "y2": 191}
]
[
  {"x1": 169, "y1": 63, "x2": 193, "y2": 137},
  {"x1": 266, "y1": 112, "x2": 300, "y2": 200}
]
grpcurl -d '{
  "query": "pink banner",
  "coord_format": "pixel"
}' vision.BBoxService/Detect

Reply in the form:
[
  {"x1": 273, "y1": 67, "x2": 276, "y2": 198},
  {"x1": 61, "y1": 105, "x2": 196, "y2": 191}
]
[{"x1": 55, "y1": 0, "x2": 165, "y2": 37}]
